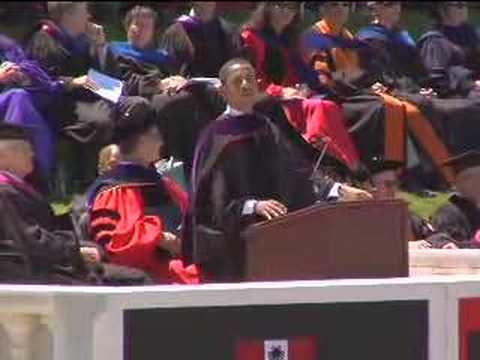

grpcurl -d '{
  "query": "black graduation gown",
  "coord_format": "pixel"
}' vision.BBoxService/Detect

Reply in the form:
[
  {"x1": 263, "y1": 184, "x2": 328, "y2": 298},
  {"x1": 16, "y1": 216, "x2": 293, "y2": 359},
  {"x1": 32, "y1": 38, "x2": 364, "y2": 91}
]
[
  {"x1": 431, "y1": 193, "x2": 480, "y2": 245},
  {"x1": 107, "y1": 41, "x2": 228, "y2": 180},
  {"x1": 418, "y1": 24, "x2": 480, "y2": 98},
  {"x1": 160, "y1": 16, "x2": 241, "y2": 77},
  {"x1": 0, "y1": 179, "x2": 83, "y2": 283},
  {"x1": 187, "y1": 111, "x2": 333, "y2": 282},
  {"x1": 357, "y1": 25, "x2": 480, "y2": 156},
  {"x1": 0, "y1": 176, "x2": 152, "y2": 285},
  {"x1": 24, "y1": 21, "x2": 119, "y2": 145}
]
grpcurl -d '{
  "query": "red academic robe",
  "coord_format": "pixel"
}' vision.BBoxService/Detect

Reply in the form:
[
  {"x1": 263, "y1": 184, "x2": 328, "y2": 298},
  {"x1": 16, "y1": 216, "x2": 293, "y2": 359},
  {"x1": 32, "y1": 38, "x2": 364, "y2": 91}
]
[
  {"x1": 90, "y1": 176, "x2": 200, "y2": 284},
  {"x1": 241, "y1": 28, "x2": 360, "y2": 169}
]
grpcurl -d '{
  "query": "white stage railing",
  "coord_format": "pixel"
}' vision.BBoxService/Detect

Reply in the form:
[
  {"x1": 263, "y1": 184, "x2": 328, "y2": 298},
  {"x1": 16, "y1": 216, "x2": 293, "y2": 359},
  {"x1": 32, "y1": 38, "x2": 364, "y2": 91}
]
[{"x1": 2, "y1": 276, "x2": 480, "y2": 360}]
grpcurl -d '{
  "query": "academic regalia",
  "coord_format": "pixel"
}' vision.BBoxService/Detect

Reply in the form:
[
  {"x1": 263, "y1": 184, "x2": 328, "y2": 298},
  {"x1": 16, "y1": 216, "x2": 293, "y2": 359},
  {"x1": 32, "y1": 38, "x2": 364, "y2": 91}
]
[
  {"x1": 87, "y1": 162, "x2": 200, "y2": 284},
  {"x1": 0, "y1": 169, "x2": 156, "y2": 284},
  {"x1": 418, "y1": 23, "x2": 480, "y2": 98},
  {"x1": 24, "y1": 20, "x2": 119, "y2": 145},
  {"x1": 187, "y1": 110, "x2": 334, "y2": 282},
  {"x1": 161, "y1": 12, "x2": 241, "y2": 77},
  {"x1": 0, "y1": 34, "x2": 61, "y2": 177},
  {"x1": 107, "y1": 38, "x2": 227, "y2": 181},
  {"x1": 0, "y1": 170, "x2": 83, "y2": 283},
  {"x1": 431, "y1": 151, "x2": 480, "y2": 247},
  {"x1": 356, "y1": 24, "x2": 458, "y2": 185},
  {"x1": 108, "y1": 41, "x2": 177, "y2": 97},
  {"x1": 305, "y1": 20, "x2": 407, "y2": 169},
  {"x1": 0, "y1": 124, "x2": 153, "y2": 285},
  {"x1": 240, "y1": 27, "x2": 360, "y2": 170}
]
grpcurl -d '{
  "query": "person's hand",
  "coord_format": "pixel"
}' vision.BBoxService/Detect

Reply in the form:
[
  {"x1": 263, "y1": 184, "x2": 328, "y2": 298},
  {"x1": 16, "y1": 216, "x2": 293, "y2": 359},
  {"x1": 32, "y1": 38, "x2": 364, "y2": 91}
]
[
  {"x1": 80, "y1": 247, "x2": 101, "y2": 265},
  {"x1": 0, "y1": 62, "x2": 23, "y2": 85},
  {"x1": 371, "y1": 82, "x2": 388, "y2": 94},
  {"x1": 442, "y1": 242, "x2": 459, "y2": 249},
  {"x1": 86, "y1": 22, "x2": 107, "y2": 48},
  {"x1": 282, "y1": 86, "x2": 304, "y2": 99},
  {"x1": 158, "y1": 75, "x2": 189, "y2": 95},
  {"x1": 254, "y1": 200, "x2": 288, "y2": 221},
  {"x1": 338, "y1": 184, "x2": 373, "y2": 202},
  {"x1": 419, "y1": 87, "x2": 437, "y2": 98},
  {"x1": 71, "y1": 75, "x2": 100, "y2": 92},
  {"x1": 159, "y1": 231, "x2": 181, "y2": 255},
  {"x1": 409, "y1": 240, "x2": 432, "y2": 250},
  {"x1": 310, "y1": 136, "x2": 331, "y2": 151}
]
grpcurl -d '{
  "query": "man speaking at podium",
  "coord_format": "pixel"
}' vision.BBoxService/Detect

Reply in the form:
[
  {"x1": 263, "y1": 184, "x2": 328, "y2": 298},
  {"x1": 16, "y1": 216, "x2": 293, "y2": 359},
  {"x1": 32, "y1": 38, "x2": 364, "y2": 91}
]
[{"x1": 187, "y1": 58, "x2": 371, "y2": 282}]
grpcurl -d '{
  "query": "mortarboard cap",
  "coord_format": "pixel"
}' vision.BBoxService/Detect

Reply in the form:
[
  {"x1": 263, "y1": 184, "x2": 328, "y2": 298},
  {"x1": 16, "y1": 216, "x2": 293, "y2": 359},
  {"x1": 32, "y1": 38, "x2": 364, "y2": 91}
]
[
  {"x1": 368, "y1": 156, "x2": 403, "y2": 175},
  {"x1": 441, "y1": 150, "x2": 480, "y2": 175},
  {"x1": 113, "y1": 96, "x2": 156, "y2": 143}
]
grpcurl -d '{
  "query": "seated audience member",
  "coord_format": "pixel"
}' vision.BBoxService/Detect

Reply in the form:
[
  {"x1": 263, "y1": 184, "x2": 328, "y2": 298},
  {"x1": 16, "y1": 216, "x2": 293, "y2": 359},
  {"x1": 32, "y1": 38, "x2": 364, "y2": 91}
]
[
  {"x1": 187, "y1": 59, "x2": 371, "y2": 282},
  {"x1": 110, "y1": 4, "x2": 226, "y2": 180},
  {"x1": 87, "y1": 97, "x2": 200, "y2": 284},
  {"x1": 0, "y1": 124, "x2": 151, "y2": 285},
  {"x1": 356, "y1": 2, "x2": 480, "y2": 187},
  {"x1": 24, "y1": 2, "x2": 119, "y2": 188},
  {"x1": 240, "y1": 1, "x2": 362, "y2": 172},
  {"x1": 161, "y1": 1, "x2": 241, "y2": 78},
  {"x1": 304, "y1": 2, "x2": 422, "y2": 176},
  {"x1": 355, "y1": 2, "x2": 458, "y2": 187},
  {"x1": 363, "y1": 157, "x2": 436, "y2": 245},
  {"x1": 70, "y1": 143, "x2": 122, "y2": 242},
  {"x1": 418, "y1": 2, "x2": 480, "y2": 98},
  {"x1": 416, "y1": 2, "x2": 480, "y2": 155},
  {"x1": 109, "y1": 5, "x2": 180, "y2": 97},
  {"x1": 431, "y1": 151, "x2": 480, "y2": 248},
  {"x1": 0, "y1": 34, "x2": 60, "y2": 179},
  {"x1": 98, "y1": 143, "x2": 120, "y2": 175}
]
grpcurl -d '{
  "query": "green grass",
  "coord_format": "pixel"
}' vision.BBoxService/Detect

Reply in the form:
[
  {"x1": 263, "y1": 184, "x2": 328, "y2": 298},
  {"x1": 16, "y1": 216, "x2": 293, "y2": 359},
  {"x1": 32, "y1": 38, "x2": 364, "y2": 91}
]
[
  {"x1": 52, "y1": 200, "x2": 73, "y2": 216},
  {"x1": 398, "y1": 191, "x2": 450, "y2": 219}
]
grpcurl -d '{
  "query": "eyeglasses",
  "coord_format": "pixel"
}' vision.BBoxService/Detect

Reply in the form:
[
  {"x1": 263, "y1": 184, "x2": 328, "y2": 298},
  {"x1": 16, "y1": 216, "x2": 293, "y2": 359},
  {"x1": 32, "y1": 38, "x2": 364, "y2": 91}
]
[{"x1": 446, "y1": 2, "x2": 468, "y2": 8}]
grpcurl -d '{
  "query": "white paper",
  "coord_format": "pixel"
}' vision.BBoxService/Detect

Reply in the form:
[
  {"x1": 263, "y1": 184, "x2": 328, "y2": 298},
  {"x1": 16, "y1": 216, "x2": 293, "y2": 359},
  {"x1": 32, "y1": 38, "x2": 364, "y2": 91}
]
[
  {"x1": 187, "y1": 77, "x2": 221, "y2": 88},
  {"x1": 264, "y1": 339, "x2": 288, "y2": 360},
  {"x1": 87, "y1": 69, "x2": 124, "y2": 103}
]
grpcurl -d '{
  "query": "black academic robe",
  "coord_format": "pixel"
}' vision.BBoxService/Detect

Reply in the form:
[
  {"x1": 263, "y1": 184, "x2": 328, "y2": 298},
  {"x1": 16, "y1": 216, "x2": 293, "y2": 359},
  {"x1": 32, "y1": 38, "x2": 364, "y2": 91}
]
[
  {"x1": 161, "y1": 15, "x2": 241, "y2": 77},
  {"x1": 432, "y1": 193, "x2": 480, "y2": 245},
  {"x1": 356, "y1": 25, "x2": 480, "y2": 173},
  {"x1": 0, "y1": 173, "x2": 152, "y2": 285},
  {"x1": 0, "y1": 175, "x2": 83, "y2": 283},
  {"x1": 305, "y1": 22, "x2": 397, "y2": 167},
  {"x1": 418, "y1": 24, "x2": 480, "y2": 98},
  {"x1": 24, "y1": 20, "x2": 118, "y2": 145},
  {"x1": 187, "y1": 111, "x2": 333, "y2": 282}
]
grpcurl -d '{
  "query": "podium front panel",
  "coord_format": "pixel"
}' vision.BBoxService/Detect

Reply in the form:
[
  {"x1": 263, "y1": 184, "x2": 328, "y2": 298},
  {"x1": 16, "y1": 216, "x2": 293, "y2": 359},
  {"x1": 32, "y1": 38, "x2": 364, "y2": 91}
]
[{"x1": 242, "y1": 200, "x2": 409, "y2": 281}]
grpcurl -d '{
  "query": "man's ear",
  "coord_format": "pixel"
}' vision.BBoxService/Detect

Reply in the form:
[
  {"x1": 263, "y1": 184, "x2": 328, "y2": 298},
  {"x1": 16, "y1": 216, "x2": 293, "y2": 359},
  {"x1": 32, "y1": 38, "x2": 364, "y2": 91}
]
[{"x1": 218, "y1": 85, "x2": 227, "y2": 99}]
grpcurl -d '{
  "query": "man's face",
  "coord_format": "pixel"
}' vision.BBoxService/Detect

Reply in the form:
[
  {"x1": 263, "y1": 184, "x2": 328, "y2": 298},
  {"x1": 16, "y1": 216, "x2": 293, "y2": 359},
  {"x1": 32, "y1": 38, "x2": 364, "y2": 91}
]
[
  {"x1": 0, "y1": 140, "x2": 34, "y2": 178},
  {"x1": 221, "y1": 64, "x2": 258, "y2": 107},
  {"x1": 376, "y1": 2, "x2": 402, "y2": 27},
  {"x1": 64, "y1": 2, "x2": 90, "y2": 35},
  {"x1": 193, "y1": 2, "x2": 217, "y2": 22},
  {"x1": 372, "y1": 169, "x2": 399, "y2": 200},
  {"x1": 443, "y1": 2, "x2": 469, "y2": 25},
  {"x1": 323, "y1": 2, "x2": 350, "y2": 26},
  {"x1": 127, "y1": 15, "x2": 155, "y2": 49}
]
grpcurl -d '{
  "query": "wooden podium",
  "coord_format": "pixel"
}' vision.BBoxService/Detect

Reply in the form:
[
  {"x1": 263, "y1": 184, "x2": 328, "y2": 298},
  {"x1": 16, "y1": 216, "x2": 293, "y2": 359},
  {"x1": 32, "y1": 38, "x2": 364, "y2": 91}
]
[{"x1": 242, "y1": 199, "x2": 409, "y2": 281}]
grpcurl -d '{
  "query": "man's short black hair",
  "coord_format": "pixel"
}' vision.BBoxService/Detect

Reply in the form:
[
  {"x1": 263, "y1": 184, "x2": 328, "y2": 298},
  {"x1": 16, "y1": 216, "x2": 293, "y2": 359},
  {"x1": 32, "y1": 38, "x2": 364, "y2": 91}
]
[{"x1": 219, "y1": 58, "x2": 254, "y2": 85}]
